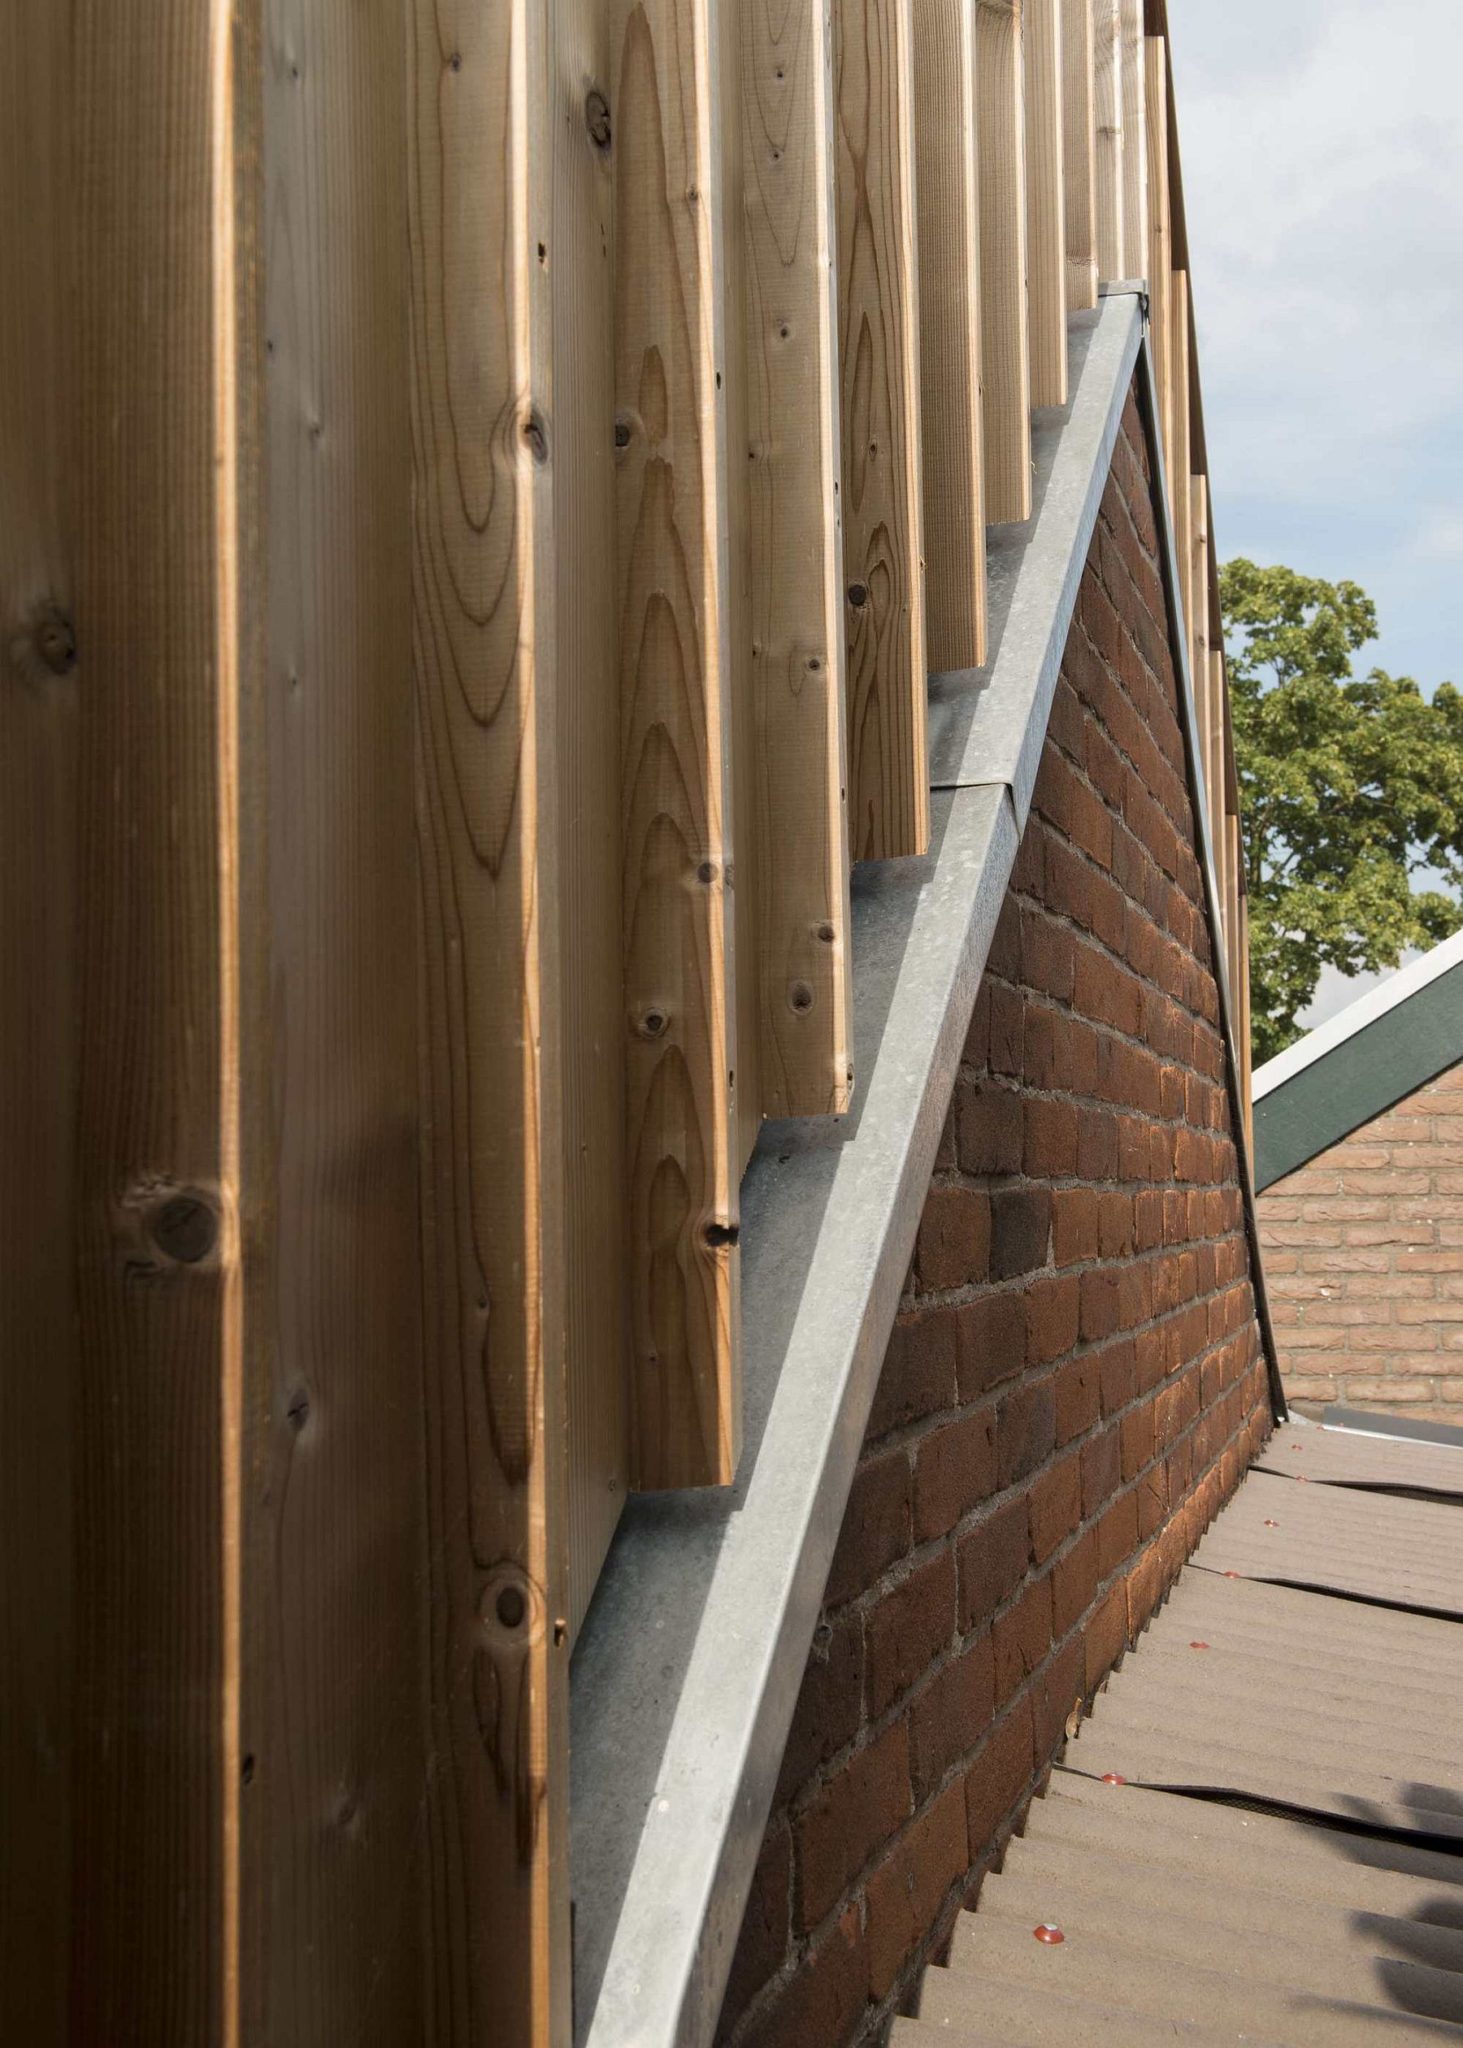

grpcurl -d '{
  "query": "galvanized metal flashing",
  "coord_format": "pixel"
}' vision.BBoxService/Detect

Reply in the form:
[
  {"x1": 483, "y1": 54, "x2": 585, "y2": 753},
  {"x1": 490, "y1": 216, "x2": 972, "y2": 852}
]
[
  {"x1": 1252, "y1": 947, "x2": 1463, "y2": 1192},
  {"x1": 928, "y1": 295, "x2": 1143, "y2": 823},
  {"x1": 571, "y1": 298, "x2": 1282, "y2": 2048},
  {"x1": 572, "y1": 784, "x2": 1018, "y2": 2048}
]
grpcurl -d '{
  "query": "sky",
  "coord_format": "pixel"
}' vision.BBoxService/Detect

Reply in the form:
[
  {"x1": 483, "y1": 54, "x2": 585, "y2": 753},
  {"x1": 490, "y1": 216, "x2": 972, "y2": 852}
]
[{"x1": 1169, "y1": 1, "x2": 1463, "y2": 1026}]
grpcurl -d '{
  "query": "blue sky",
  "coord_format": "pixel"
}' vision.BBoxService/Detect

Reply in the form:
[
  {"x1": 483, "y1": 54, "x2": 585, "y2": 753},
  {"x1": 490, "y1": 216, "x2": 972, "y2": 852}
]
[{"x1": 1170, "y1": 1, "x2": 1463, "y2": 1023}]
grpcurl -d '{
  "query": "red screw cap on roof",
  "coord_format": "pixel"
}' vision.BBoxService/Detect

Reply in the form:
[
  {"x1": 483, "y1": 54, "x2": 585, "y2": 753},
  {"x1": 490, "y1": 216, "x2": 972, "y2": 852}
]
[{"x1": 1034, "y1": 1924, "x2": 1065, "y2": 1944}]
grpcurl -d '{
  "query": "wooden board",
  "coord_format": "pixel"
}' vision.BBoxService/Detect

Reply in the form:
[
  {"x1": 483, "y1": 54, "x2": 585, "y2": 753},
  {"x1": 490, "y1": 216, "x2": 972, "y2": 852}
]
[
  {"x1": 740, "y1": 0, "x2": 854, "y2": 1114},
  {"x1": 1189, "y1": 474, "x2": 1211, "y2": 760},
  {"x1": 1092, "y1": 0, "x2": 1124, "y2": 280},
  {"x1": 0, "y1": 10, "x2": 75, "y2": 2038},
  {"x1": 58, "y1": 4, "x2": 258, "y2": 2036},
  {"x1": 1144, "y1": 36, "x2": 1172, "y2": 468},
  {"x1": 408, "y1": 4, "x2": 571, "y2": 2042},
  {"x1": 1169, "y1": 269, "x2": 1192, "y2": 649},
  {"x1": 1061, "y1": 0, "x2": 1098, "y2": 310},
  {"x1": 978, "y1": 0, "x2": 1033, "y2": 522},
  {"x1": 834, "y1": 0, "x2": 930, "y2": 861},
  {"x1": 252, "y1": 5, "x2": 444, "y2": 2041},
  {"x1": 556, "y1": 0, "x2": 632, "y2": 1640},
  {"x1": 913, "y1": 0, "x2": 988, "y2": 671},
  {"x1": 724, "y1": 0, "x2": 763, "y2": 1171},
  {"x1": 1024, "y1": 0, "x2": 1068, "y2": 406},
  {"x1": 611, "y1": 0, "x2": 741, "y2": 1488},
  {"x1": 1119, "y1": 0, "x2": 1146, "y2": 278},
  {"x1": 1208, "y1": 648, "x2": 1227, "y2": 879}
]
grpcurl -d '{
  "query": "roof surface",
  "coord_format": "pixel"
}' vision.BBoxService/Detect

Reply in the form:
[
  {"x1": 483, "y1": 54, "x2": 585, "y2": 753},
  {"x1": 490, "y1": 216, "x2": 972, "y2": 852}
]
[
  {"x1": 899, "y1": 1417, "x2": 1463, "y2": 2044},
  {"x1": 1252, "y1": 931, "x2": 1463, "y2": 1192}
]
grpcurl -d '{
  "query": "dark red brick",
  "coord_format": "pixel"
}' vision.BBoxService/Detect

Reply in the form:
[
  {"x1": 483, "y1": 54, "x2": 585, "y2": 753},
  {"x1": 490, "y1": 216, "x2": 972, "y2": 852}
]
[
  {"x1": 956, "y1": 1290, "x2": 1026, "y2": 1398},
  {"x1": 957, "y1": 1498, "x2": 1030, "y2": 1632},
  {"x1": 916, "y1": 1183, "x2": 991, "y2": 1293},
  {"x1": 866, "y1": 1551, "x2": 957, "y2": 1718},
  {"x1": 794, "y1": 1719, "x2": 911, "y2": 1931},
  {"x1": 825, "y1": 1448, "x2": 911, "y2": 1606},
  {"x1": 990, "y1": 1186, "x2": 1053, "y2": 1279},
  {"x1": 914, "y1": 1409, "x2": 998, "y2": 1542}
]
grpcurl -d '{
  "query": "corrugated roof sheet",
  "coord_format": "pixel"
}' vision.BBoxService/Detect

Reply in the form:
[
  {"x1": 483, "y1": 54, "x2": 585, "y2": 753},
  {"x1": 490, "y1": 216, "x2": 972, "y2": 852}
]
[{"x1": 901, "y1": 1424, "x2": 1463, "y2": 2044}]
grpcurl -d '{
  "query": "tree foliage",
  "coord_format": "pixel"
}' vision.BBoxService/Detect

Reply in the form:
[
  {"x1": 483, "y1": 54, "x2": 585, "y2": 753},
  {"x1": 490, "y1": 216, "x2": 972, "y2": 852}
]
[{"x1": 1220, "y1": 558, "x2": 1463, "y2": 1063}]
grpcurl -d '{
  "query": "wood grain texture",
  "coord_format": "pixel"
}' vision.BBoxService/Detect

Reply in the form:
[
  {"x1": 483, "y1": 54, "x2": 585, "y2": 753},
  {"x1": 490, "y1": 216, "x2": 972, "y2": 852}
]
[
  {"x1": 1118, "y1": 0, "x2": 1146, "y2": 278},
  {"x1": 408, "y1": 3, "x2": 570, "y2": 2040},
  {"x1": 1144, "y1": 35, "x2": 1171, "y2": 465},
  {"x1": 1061, "y1": 0, "x2": 1097, "y2": 309},
  {"x1": 1207, "y1": 647, "x2": 1227, "y2": 881},
  {"x1": 977, "y1": 0, "x2": 1033, "y2": 522},
  {"x1": 0, "y1": 10, "x2": 74, "y2": 2039},
  {"x1": 913, "y1": 0, "x2": 989, "y2": 671},
  {"x1": 1169, "y1": 268, "x2": 1191, "y2": 644},
  {"x1": 252, "y1": 3, "x2": 441, "y2": 2039},
  {"x1": 1024, "y1": 0, "x2": 1068, "y2": 406},
  {"x1": 63, "y1": 3, "x2": 255, "y2": 2037},
  {"x1": 834, "y1": 0, "x2": 929, "y2": 860},
  {"x1": 723, "y1": 0, "x2": 763, "y2": 1170},
  {"x1": 610, "y1": 0, "x2": 741, "y2": 1487},
  {"x1": 1189, "y1": 473, "x2": 1211, "y2": 751},
  {"x1": 555, "y1": 2, "x2": 632, "y2": 1637},
  {"x1": 1092, "y1": 0, "x2": 1123, "y2": 279},
  {"x1": 740, "y1": 0, "x2": 854, "y2": 1110}
]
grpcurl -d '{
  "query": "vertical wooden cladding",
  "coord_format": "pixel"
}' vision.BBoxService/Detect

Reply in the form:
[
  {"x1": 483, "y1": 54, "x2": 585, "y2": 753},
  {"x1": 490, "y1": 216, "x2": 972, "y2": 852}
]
[
  {"x1": 258, "y1": 3, "x2": 439, "y2": 2045},
  {"x1": 977, "y1": 0, "x2": 1032, "y2": 523},
  {"x1": 1118, "y1": 0, "x2": 1147, "y2": 278},
  {"x1": 408, "y1": 1, "x2": 569, "y2": 2041},
  {"x1": 1189, "y1": 473, "x2": 1211, "y2": 737},
  {"x1": 740, "y1": 0, "x2": 854, "y2": 1114},
  {"x1": 1143, "y1": 35, "x2": 1171, "y2": 465},
  {"x1": 1024, "y1": 0, "x2": 1067, "y2": 407},
  {"x1": 610, "y1": 0, "x2": 740, "y2": 1488},
  {"x1": 1207, "y1": 648, "x2": 1227, "y2": 873},
  {"x1": 834, "y1": 0, "x2": 929, "y2": 861},
  {"x1": 1092, "y1": 0, "x2": 1124, "y2": 280},
  {"x1": 1061, "y1": 0, "x2": 1098, "y2": 311},
  {"x1": 47, "y1": 3, "x2": 258, "y2": 2040},
  {"x1": 913, "y1": 0, "x2": 988, "y2": 672},
  {"x1": 1169, "y1": 270, "x2": 1192, "y2": 646},
  {"x1": 556, "y1": 0, "x2": 632, "y2": 1636},
  {"x1": 1, "y1": 8, "x2": 75, "y2": 2041}
]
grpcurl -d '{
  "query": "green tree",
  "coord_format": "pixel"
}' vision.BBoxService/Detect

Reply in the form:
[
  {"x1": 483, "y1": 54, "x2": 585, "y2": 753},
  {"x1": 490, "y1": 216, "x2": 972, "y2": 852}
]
[{"x1": 1220, "y1": 558, "x2": 1463, "y2": 1064}]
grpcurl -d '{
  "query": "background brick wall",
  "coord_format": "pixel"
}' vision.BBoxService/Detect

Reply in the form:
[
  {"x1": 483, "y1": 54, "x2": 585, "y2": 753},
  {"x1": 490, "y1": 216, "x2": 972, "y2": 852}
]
[
  {"x1": 715, "y1": 391, "x2": 1273, "y2": 2048},
  {"x1": 1259, "y1": 1062, "x2": 1463, "y2": 1422}
]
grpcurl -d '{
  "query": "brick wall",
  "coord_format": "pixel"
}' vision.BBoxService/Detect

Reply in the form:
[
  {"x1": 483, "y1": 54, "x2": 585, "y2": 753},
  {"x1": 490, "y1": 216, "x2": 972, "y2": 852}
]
[
  {"x1": 1259, "y1": 1061, "x2": 1463, "y2": 1423},
  {"x1": 715, "y1": 390, "x2": 1273, "y2": 2048}
]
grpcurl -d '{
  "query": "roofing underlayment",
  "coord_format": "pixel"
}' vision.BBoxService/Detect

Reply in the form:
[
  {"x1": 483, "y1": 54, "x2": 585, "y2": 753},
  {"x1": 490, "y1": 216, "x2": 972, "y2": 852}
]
[{"x1": 898, "y1": 1416, "x2": 1463, "y2": 2044}]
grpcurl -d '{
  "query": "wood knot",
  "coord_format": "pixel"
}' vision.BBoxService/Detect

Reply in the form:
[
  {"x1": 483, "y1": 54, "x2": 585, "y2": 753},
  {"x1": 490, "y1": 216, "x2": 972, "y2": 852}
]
[
  {"x1": 704, "y1": 1220, "x2": 739, "y2": 1250},
  {"x1": 478, "y1": 1564, "x2": 543, "y2": 1649},
  {"x1": 148, "y1": 1191, "x2": 218, "y2": 1265},
  {"x1": 634, "y1": 1005, "x2": 669, "y2": 1040},
  {"x1": 815, "y1": 921, "x2": 836, "y2": 944},
  {"x1": 34, "y1": 604, "x2": 77, "y2": 676},
  {"x1": 522, "y1": 408, "x2": 549, "y2": 465},
  {"x1": 788, "y1": 979, "x2": 815, "y2": 1015},
  {"x1": 847, "y1": 582, "x2": 868, "y2": 609},
  {"x1": 585, "y1": 88, "x2": 611, "y2": 149}
]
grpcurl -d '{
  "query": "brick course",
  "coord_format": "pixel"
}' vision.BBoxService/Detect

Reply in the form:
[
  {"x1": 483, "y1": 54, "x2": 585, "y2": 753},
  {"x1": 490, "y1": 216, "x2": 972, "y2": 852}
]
[
  {"x1": 1258, "y1": 1060, "x2": 1463, "y2": 1421},
  {"x1": 716, "y1": 389, "x2": 1272, "y2": 2048}
]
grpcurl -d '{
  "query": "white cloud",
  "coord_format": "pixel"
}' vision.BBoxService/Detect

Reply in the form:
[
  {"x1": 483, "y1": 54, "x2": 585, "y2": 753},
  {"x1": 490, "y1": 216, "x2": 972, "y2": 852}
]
[{"x1": 1173, "y1": 3, "x2": 1463, "y2": 520}]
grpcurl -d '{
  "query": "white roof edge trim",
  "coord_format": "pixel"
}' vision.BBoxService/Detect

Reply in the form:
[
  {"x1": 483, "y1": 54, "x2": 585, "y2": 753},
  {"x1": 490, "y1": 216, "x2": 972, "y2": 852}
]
[{"x1": 1252, "y1": 928, "x2": 1463, "y2": 1102}]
